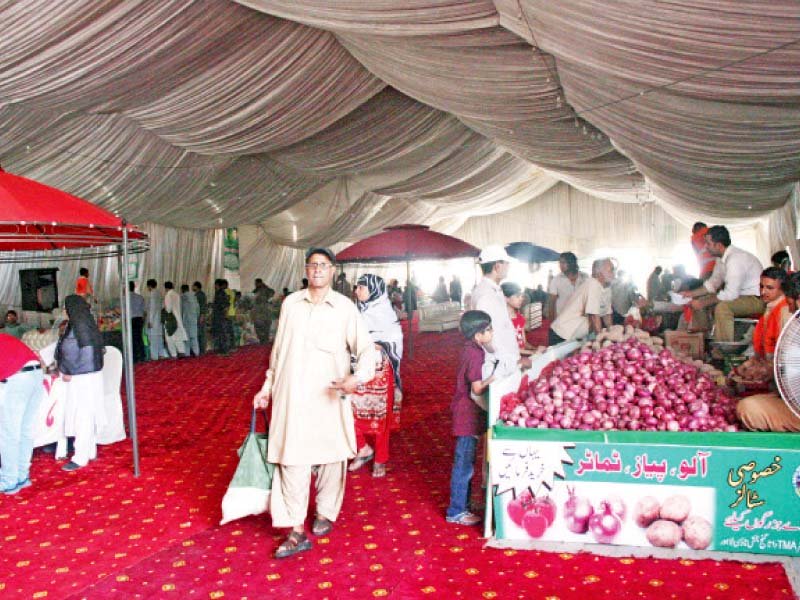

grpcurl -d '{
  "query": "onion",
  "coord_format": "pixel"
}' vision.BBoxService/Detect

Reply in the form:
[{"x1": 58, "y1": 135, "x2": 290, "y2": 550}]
[
  {"x1": 564, "y1": 487, "x2": 594, "y2": 534},
  {"x1": 604, "y1": 495, "x2": 627, "y2": 520},
  {"x1": 588, "y1": 501, "x2": 622, "y2": 543},
  {"x1": 505, "y1": 337, "x2": 741, "y2": 433}
]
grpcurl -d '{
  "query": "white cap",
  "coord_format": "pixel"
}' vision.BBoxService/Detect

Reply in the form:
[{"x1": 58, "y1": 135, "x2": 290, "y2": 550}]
[{"x1": 479, "y1": 244, "x2": 515, "y2": 264}]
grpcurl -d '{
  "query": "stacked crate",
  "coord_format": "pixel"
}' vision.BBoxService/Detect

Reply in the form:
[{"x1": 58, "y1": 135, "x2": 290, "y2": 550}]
[{"x1": 524, "y1": 302, "x2": 542, "y2": 330}]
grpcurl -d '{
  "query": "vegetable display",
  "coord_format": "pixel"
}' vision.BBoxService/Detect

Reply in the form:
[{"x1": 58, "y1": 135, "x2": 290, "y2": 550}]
[
  {"x1": 498, "y1": 337, "x2": 740, "y2": 432},
  {"x1": 633, "y1": 494, "x2": 712, "y2": 550}
]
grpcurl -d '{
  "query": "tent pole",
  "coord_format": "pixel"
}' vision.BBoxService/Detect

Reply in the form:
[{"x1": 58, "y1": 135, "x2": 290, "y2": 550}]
[
  {"x1": 406, "y1": 259, "x2": 413, "y2": 360},
  {"x1": 120, "y1": 225, "x2": 140, "y2": 476}
]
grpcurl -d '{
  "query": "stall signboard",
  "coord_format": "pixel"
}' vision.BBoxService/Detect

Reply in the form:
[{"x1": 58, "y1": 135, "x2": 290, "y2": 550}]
[
  {"x1": 489, "y1": 428, "x2": 800, "y2": 556},
  {"x1": 127, "y1": 250, "x2": 140, "y2": 281}
]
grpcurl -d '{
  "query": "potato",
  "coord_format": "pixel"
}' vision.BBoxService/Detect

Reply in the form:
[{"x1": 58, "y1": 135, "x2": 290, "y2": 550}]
[
  {"x1": 682, "y1": 515, "x2": 712, "y2": 550},
  {"x1": 659, "y1": 494, "x2": 691, "y2": 523},
  {"x1": 633, "y1": 496, "x2": 661, "y2": 528},
  {"x1": 646, "y1": 520, "x2": 683, "y2": 548}
]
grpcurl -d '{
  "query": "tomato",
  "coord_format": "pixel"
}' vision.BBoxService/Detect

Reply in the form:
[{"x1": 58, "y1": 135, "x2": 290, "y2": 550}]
[
  {"x1": 522, "y1": 509, "x2": 549, "y2": 538},
  {"x1": 530, "y1": 496, "x2": 556, "y2": 527}
]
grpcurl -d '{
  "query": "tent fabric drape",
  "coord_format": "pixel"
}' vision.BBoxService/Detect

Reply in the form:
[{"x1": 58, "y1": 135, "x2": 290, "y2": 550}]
[{"x1": 0, "y1": 1, "x2": 798, "y2": 293}]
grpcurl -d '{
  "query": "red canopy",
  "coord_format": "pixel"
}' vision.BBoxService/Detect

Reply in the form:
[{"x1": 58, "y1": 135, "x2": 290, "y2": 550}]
[
  {"x1": 336, "y1": 224, "x2": 478, "y2": 263},
  {"x1": 0, "y1": 168, "x2": 145, "y2": 253}
]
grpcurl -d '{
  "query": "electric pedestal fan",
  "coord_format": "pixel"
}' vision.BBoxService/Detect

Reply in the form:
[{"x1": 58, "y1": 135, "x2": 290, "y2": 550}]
[{"x1": 773, "y1": 310, "x2": 800, "y2": 418}]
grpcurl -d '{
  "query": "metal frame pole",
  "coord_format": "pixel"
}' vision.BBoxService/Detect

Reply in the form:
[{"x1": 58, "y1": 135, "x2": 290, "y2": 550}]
[
  {"x1": 406, "y1": 260, "x2": 413, "y2": 359},
  {"x1": 120, "y1": 225, "x2": 140, "y2": 476}
]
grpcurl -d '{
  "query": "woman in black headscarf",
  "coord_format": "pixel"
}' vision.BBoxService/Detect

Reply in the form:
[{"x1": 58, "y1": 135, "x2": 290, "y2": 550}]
[{"x1": 56, "y1": 295, "x2": 105, "y2": 471}]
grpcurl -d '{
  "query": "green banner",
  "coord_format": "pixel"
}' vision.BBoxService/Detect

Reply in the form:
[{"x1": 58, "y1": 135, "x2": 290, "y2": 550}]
[
  {"x1": 489, "y1": 431, "x2": 800, "y2": 556},
  {"x1": 223, "y1": 227, "x2": 239, "y2": 272}
]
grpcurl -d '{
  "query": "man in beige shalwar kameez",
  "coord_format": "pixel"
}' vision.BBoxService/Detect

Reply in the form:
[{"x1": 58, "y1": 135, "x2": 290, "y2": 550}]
[{"x1": 254, "y1": 247, "x2": 377, "y2": 559}]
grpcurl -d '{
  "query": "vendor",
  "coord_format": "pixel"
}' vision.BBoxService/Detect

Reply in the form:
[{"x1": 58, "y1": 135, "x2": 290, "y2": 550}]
[
  {"x1": 610, "y1": 270, "x2": 636, "y2": 325},
  {"x1": 546, "y1": 251, "x2": 587, "y2": 321},
  {"x1": 736, "y1": 272, "x2": 800, "y2": 432},
  {"x1": 690, "y1": 222, "x2": 716, "y2": 280},
  {"x1": 681, "y1": 225, "x2": 763, "y2": 342},
  {"x1": 732, "y1": 267, "x2": 791, "y2": 382},
  {"x1": 1, "y1": 310, "x2": 32, "y2": 339},
  {"x1": 471, "y1": 245, "x2": 531, "y2": 377},
  {"x1": 549, "y1": 258, "x2": 614, "y2": 345}
]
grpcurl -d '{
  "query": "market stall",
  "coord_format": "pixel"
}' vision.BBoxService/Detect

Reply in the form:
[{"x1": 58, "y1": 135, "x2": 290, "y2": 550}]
[
  {"x1": 336, "y1": 224, "x2": 479, "y2": 358},
  {"x1": 0, "y1": 168, "x2": 148, "y2": 475},
  {"x1": 484, "y1": 331, "x2": 800, "y2": 558}
]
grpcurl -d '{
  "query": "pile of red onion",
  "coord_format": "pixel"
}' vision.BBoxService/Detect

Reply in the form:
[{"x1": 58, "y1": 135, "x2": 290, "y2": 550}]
[{"x1": 499, "y1": 338, "x2": 740, "y2": 432}]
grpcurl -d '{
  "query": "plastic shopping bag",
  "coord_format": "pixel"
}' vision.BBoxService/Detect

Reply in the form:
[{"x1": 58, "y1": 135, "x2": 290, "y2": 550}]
[{"x1": 220, "y1": 409, "x2": 274, "y2": 525}]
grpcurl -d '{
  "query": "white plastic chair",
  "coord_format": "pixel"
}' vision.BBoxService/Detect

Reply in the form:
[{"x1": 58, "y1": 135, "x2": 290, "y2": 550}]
[{"x1": 96, "y1": 346, "x2": 126, "y2": 445}]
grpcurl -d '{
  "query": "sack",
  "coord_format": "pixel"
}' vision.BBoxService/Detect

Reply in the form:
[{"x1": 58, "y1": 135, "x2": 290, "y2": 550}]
[
  {"x1": 219, "y1": 410, "x2": 274, "y2": 525},
  {"x1": 161, "y1": 309, "x2": 178, "y2": 336}
]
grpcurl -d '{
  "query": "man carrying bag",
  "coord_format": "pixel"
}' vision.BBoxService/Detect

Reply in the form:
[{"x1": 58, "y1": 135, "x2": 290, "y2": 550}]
[{"x1": 220, "y1": 409, "x2": 274, "y2": 525}]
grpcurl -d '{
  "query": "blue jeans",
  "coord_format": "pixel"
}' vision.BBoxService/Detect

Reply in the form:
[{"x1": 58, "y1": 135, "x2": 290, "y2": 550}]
[
  {"x1": 0, "y1": 368, "x2": 44, "y2": 488},
  {"x1": 447, "y1": 435, "x2": 478, "y2": 518}
]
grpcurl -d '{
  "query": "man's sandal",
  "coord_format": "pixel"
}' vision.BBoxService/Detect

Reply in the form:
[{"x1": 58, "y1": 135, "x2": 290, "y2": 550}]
[
  {"x1": 274, "y1": 531, "x2": 312, "y2": 559},
  {"x1": 372, "y1": 463, "x2": 386, "y2": 478},
  {"x1": 311, "y1": 516, "x2": 333, "y2": 536}
]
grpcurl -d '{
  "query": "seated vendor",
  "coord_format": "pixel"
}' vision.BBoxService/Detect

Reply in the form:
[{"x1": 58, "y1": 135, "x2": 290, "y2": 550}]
[
  {"x1": 736, "y1": 271, "x2": 800, "y2": 432},
  {"x1": 549, "y1": 258, "x2": 614, "y2": 345},
  {"x1": 732, "y1": 267, "x2": 790, "y2": 382},
  {"x1": 0, "y1": 310, "x2": 32, "y2": 339},
  {"x1": 681, "y1": 226, "x2": 764, "y2": 342}
]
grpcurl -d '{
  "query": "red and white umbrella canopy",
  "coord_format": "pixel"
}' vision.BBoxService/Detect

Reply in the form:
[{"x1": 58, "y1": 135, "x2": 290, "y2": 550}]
[{"x1": 0, "y1": 167, "x2": 145, "y2": 254}]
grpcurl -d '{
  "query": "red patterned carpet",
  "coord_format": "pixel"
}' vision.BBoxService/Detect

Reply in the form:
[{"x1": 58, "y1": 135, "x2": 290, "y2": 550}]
[{"x1": 0, "y1": 328, "x2": 794, "y2": 599}]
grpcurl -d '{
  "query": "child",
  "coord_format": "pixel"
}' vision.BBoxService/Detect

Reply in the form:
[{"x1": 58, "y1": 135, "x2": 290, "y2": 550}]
[
  {"x1": 446, "y1": 310, "x2": 496, "y2": 526},
  {"x1": 501, "y1": 282, "x2": 535, "y2": 355}
]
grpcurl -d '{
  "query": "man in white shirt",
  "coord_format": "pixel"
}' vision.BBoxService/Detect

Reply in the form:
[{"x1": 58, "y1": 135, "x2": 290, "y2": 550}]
[
  {"x1": 682, "y1": 226, "x2": 764, "y2": 342},
  {"x1": 549, "y1": 258, "x2": 615, "y2": 344},
  {"x1": 470, "y1": 245, "x2": 531, "y2": 378},
  {"x1": 163, "y1": 281, "x2": 188, "y2": 357},
  {"x1": 546, "y1": 252, "x2": 588, "y2": 321}
]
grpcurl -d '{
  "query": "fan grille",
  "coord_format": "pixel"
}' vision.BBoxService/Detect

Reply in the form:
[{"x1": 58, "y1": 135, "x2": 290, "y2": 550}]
[{"x1": 773, "y1": 310, "x2": 800, "y2": 419}]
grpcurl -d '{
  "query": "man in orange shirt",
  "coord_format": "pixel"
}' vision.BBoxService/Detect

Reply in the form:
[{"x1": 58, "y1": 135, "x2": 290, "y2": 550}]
[
  {"x1": 75, "y1": 267, "x2": 94, "y2": 299},
  {"x1": 691, "y1": 223, "x2": 715, "y2": 280}
]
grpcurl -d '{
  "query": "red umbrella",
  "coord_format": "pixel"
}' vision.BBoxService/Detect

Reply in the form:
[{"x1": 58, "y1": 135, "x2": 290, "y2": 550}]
[
  {"x1": 0, "y1": 167, "x2": 146, "y2": 476},
  {"x1": 0, "y1": 167, "x2": 145, "y2": 256},
  {"x1": 336, "y1": 224, "x2": 479, "y2": 263},
  {"x1": 337, "y1": 225, "x2": 478, "y2": 357}
]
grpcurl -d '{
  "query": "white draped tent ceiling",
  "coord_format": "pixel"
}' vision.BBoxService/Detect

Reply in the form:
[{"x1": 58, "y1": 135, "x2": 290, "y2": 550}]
[{"x1": 2, "y1": 0, "x2": 800, "y2": 297}]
